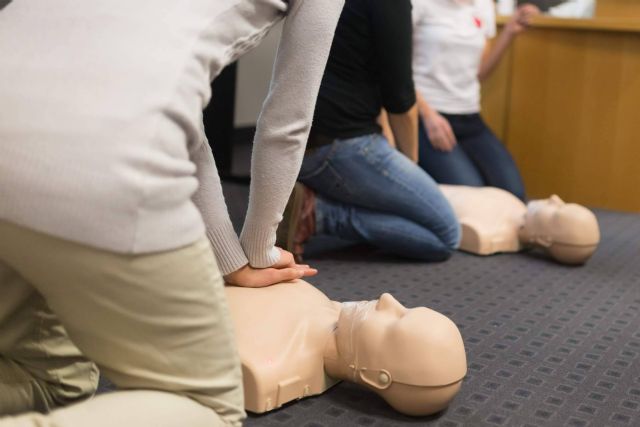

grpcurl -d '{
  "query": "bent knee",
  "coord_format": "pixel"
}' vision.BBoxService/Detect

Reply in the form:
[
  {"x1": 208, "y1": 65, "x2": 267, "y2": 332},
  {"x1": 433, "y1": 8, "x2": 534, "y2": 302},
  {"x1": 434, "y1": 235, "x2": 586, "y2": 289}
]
[
  {"x1": 428, "y1": 247, "x2": 455, "y2": 262},
  {"x1": 0, "y1": 358, "x2": 98, "y2": 415},
  {"x1": 438, "y1": 221, "x2": 462, "y2": 252},
  {"x1": 38, "y1": 360, "x2": 99, "y2": 410}
]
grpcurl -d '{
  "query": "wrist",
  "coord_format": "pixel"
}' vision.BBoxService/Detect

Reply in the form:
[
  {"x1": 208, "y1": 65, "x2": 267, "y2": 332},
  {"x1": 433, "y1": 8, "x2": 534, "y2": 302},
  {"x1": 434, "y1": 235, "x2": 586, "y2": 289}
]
[
  {"x1": 423, "y1": 103, "x2": 436, "y2": 118},
  {"x1": 223, "y1": 263, "x2": 249, "y2": 284},
  {"x1": 239, "y1": 223, "x2": 281, "y2": 268},
  {"x1": 504, "y1": 20, "x2": 521, "y2": 37}
]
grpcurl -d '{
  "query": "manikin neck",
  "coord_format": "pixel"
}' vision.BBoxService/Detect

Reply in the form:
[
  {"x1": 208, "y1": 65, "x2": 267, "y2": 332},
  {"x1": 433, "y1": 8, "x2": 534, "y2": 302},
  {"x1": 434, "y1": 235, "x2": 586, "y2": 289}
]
[
  {"x1": 323, "y1": 334, "x2": 354, "y2": 381},
  {"x1": 517, "y1": 222, "x2": 531, "y2": 245},
  {"x1": 323, "y1": 301, "x2": 375, "y2": 383},
  {"x1": 519, "y1": 199, "x2": 560, "y2": 247},
  {"x1": 518, "y1": 217, "x2": 550, "y2": 248}
]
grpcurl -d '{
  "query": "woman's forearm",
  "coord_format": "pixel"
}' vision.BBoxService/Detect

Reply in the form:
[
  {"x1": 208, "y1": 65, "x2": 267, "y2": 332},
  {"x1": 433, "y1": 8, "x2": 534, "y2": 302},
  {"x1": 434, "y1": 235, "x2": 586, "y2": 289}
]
[
  {"x1": 479, "y1": 5, "x2": 539, "y2": 81},
  {"x1": 478, "y1": 29, "x2": 515, "y2": 82},
  {"x1": 388, "y1": 104, "x2": 419, "y2": 163},
  {"x1": 239, "y1": 0, "x2": 344, "y2": 268},
  {"x1": 415, "y1": 90, "x2": 436, "y2": 119}
]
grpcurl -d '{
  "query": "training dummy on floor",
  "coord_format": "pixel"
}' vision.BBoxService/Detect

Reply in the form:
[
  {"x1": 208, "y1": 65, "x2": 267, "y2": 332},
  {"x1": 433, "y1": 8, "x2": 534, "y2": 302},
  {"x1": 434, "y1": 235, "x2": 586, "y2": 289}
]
[
  {"x1": 225, "y1": 281, "x2": 467, "y2": 416},
  {"x1": 439, "y1": 185, "x2": 600, "y2": 264}
]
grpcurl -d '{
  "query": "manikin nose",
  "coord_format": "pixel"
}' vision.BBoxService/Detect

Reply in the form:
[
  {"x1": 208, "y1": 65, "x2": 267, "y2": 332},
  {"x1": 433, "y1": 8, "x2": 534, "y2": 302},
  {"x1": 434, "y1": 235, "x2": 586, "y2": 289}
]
[
  {"x1": 376, "y1": 293, "x2": 407, "y2": 317},
  {"x1": 549, "y1": 194, "x2": 564, "y2": 205}
]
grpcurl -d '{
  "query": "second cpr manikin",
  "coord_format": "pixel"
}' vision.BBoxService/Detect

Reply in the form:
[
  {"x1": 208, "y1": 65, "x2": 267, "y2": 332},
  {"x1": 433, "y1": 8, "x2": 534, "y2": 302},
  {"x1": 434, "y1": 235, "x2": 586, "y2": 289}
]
[{"x1": 440, "y1": 185, "x2": 600, "y2": 264}]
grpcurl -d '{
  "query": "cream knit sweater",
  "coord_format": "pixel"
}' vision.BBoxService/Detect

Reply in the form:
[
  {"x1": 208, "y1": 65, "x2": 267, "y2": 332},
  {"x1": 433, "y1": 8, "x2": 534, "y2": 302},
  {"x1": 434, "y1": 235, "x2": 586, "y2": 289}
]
[{"x1": 0, "y1": 0, "x2": 343, "y2": 274}]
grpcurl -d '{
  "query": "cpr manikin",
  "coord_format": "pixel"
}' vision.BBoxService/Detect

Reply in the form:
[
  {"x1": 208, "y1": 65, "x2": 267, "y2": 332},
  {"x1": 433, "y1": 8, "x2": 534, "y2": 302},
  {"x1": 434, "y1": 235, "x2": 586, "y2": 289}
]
[
  {"x1": 439, "y1": 185, "x2": 600, "y2": 264},
  {"x1": 225, "y1": 282, "x2": 466, "y2": 416}
]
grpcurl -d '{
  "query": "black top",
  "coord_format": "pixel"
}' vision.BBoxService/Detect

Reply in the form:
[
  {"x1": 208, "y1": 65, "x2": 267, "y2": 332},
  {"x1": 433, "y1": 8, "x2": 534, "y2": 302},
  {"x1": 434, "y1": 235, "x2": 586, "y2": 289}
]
[{"x1": 311, "y1": 0, "x2": 416, "y2": 140}]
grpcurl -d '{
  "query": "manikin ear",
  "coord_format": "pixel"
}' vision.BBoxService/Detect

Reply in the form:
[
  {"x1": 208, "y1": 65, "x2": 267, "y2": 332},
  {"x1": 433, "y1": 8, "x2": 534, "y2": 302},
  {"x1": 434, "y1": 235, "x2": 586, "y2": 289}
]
[
  {"x1": 534, "y1": 234, "x2": 554, "y2": 248},
  {"x1": 358, "y1": 368, "x2": 393, "y2": 390}
]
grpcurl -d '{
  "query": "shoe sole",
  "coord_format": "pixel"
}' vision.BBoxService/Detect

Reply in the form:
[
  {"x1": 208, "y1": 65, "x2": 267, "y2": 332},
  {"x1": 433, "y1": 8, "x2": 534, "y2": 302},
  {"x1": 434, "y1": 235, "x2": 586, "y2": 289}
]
[{"x1": 276, "y1": 182, "x2": 306, "y2": 253}]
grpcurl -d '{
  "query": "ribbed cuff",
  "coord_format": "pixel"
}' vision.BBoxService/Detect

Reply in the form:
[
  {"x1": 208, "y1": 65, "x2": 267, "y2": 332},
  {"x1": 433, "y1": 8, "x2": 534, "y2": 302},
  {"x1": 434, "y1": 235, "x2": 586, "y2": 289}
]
[
  {"x1": 239, "y1": 222, "x2": 281, "y2": 268},
  {"x1": 206, "y1": 221, "x2": 249, "y2": 276}
]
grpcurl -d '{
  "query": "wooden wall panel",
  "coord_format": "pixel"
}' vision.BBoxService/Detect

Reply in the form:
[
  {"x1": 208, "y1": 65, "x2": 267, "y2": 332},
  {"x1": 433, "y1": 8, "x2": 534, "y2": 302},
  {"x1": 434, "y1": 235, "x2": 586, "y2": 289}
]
[
  {"x1": 597, "y1": 0, "x2": 640, "y2": 19},
  {"x1": 505, "y1": 29, "x2": 640, "y2": 211}
]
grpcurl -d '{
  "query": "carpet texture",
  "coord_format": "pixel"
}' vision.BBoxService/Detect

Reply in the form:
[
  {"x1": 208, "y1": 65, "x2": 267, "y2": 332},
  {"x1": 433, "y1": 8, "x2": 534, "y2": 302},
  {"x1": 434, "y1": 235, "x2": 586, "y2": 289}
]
[{"x1": 100, "y1": 182, "x2": 640, "y2": 426}]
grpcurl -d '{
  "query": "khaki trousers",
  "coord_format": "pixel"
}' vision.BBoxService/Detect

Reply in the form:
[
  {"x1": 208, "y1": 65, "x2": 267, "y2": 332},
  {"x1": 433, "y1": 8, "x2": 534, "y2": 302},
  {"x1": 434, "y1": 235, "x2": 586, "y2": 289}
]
[{"x1": 0, "y1": 221, "x2": 245, "y2": 426}]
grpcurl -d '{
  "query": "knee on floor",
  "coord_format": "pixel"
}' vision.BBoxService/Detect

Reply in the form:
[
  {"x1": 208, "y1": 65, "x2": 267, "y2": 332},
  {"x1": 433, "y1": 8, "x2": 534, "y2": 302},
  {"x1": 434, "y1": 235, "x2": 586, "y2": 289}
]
[
  {"x1": 35, "y1": 360, "x2": 99, "y2": 412},
  {"x1": 441, "y1": 221, "x2": 462, "y2": 252}
]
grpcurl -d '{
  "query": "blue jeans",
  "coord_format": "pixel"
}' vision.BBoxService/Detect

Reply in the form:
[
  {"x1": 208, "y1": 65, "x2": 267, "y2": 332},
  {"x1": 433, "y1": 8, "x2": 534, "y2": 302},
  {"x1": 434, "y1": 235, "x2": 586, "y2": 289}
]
[
  {"x1": 419, "y1": 113, "x2": 526, "y2": 201},
  {"x1": 299, "y1": 133, "x2": 460, "y2": 261}
]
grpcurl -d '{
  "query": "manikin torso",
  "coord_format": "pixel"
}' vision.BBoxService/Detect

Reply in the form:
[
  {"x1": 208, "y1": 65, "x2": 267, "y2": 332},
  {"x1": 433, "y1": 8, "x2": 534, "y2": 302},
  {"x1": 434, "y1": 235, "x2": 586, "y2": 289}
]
[
  {"x1": 439, "y1": 184, "x2": 526, "y2": 255},
  {"x1": 225, "y1": 283, "x2": 341, "y2": 412}
]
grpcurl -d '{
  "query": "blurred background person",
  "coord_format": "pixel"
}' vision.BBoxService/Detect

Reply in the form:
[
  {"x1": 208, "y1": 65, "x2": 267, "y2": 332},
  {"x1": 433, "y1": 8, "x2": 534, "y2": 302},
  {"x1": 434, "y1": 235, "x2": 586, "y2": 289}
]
[
  {"x1": 278, "y1": 0, "x2": 460, "y2": 263},
  {"x1": 413, "y1": 0, "x2": 539, "y2": 201}
]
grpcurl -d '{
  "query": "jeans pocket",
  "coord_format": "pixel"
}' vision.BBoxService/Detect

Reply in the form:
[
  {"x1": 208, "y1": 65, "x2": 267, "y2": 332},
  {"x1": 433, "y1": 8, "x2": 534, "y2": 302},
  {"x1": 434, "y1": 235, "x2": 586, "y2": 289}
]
[{"x1": 298, "y1": 143, "x2": 336, "y2": 181}]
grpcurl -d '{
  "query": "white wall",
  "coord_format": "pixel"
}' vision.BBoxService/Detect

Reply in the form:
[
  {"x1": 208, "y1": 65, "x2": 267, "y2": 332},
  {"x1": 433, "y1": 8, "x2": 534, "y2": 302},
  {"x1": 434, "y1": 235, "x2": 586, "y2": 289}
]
[{"x1": 234, "y1": 22, "x2": 283, "y2": 128}]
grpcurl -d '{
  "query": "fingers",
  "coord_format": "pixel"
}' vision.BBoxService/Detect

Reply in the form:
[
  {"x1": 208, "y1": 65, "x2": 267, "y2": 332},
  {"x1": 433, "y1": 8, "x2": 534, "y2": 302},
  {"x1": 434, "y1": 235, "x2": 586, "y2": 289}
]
[
  {"x1": 266, "y1": 264, "x2": 317, "y2": 286},
  {"x1": 426, "y1": 121, "x2": 446, "y2": 151},
  {"x1": 427, "y1": 115, "x2": 456, "y2": 152},
  {"x1": 517, "y1": 4, "x2": 539, "y2": 26},
  {"x1": 520, "y1": 4, "x2": 540, "y2": 15},
  {"x1": 442, "y1": 120, "x2": 457, "y2": 152},
  {"x1": 296, "y1": 264, "x2": 318, "y2": 277},
  {"x1": 274, "y1": 247, "x2": 318, "y2": 275},
  {"x1": 269, "y1": 267, "x2": 306, "y2": 284},
  {"x1": 273, "y1": 247, "x2": 296, "y2": 268}
]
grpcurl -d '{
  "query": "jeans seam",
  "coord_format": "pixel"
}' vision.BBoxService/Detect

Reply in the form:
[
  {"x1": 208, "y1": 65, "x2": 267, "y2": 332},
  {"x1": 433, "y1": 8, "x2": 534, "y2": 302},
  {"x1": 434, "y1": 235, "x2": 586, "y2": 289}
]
[{"x1": 325, "y1": 161, "x2": 352, "y2": 196}]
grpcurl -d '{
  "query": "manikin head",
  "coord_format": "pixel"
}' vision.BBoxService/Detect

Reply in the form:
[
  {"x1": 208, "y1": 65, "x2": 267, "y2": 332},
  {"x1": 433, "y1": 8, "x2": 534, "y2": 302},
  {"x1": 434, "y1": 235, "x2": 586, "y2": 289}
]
[
  {"x1": 332, "y1": 294, "x2": 467, "y2": 416},
  {"x1": 520, "y1": 195, "x2": 600, "y2": 264}
]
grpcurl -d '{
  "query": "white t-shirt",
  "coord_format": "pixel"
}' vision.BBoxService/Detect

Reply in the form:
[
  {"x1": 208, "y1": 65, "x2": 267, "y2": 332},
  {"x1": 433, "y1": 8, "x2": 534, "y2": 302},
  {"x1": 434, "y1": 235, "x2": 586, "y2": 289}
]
[{"x1": 412, "y1": 0, "x2": 496, "y2": 114}]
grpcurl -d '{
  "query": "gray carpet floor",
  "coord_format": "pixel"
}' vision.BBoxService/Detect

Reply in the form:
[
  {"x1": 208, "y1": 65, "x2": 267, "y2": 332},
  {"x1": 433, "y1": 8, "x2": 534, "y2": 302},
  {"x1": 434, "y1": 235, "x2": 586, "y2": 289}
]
[{"x1": 99, "y1": 182, "x2": 640, "y2": 426}]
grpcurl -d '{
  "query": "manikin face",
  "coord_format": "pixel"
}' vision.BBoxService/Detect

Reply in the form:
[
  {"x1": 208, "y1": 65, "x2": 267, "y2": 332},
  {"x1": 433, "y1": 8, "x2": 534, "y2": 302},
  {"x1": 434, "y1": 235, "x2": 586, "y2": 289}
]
[
  {"x1": 522, "y1": 195, "x2": 565, "y2": 245},
  {"x1": 336, "y1": 294, "x2": 466, "y2": 389}
]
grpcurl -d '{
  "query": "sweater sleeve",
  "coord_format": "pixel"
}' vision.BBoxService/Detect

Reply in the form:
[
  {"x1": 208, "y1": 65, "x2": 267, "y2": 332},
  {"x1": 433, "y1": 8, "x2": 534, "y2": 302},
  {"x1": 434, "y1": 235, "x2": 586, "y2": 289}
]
[
  {"x1": 239, "y1": 0, "x2": 344, "y2": 268},
  {"x1": 190, "y1": 136, "x2": 249, "y2": 275}
]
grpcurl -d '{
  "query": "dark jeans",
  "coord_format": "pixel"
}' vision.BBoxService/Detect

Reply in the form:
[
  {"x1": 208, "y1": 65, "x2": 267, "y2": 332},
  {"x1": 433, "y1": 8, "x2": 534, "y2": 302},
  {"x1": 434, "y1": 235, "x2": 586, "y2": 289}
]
[
  {"x1": 299, "y1": 133, "x2": 460, "y2": 261},
  {"x1": 418, "y1": 113, "x2": 526, "y2": 201}
]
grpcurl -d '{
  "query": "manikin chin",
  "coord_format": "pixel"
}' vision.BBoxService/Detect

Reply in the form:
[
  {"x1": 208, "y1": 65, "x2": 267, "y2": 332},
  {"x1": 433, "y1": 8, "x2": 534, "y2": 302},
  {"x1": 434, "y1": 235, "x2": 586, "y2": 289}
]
[{"x1": 225, "y1": 282, "x2": 467, "y2": 416}]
